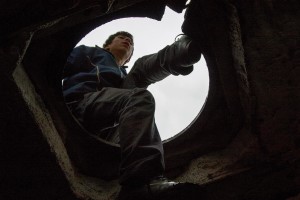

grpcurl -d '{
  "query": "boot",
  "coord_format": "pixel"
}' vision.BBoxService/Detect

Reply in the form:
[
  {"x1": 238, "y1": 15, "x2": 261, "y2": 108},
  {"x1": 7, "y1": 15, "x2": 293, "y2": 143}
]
[
  {"x1": 117, "y1": 176, "x2": 206, "y2": 200},
  {"x1": 166, "y1": 34, "x2": 201, "y2": 75}
]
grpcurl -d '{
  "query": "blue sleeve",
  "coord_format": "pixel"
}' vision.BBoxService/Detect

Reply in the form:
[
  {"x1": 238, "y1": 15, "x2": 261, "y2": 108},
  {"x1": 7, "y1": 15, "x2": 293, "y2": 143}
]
[{"x1": 63, "y1": 45, "x2": 95, "y2": 78}]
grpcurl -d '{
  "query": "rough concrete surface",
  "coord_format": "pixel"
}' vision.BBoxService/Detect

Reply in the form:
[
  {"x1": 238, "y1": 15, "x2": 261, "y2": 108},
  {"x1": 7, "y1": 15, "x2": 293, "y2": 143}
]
[{"x1": 0, "y1": 0, "x2": 299, "y2": 199}]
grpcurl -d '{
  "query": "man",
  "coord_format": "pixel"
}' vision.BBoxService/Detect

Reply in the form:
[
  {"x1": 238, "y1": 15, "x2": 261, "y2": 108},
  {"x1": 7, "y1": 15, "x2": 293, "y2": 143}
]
[{"x1": 63, "y1": 31, "x2": 201, "y2": 199}]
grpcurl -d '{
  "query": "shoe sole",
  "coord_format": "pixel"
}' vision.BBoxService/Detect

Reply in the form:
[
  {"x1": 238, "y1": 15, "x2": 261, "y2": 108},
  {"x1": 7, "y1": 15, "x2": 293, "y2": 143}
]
[{"x1": 117, "y1": 183, "x2": 206, "y2": 200}]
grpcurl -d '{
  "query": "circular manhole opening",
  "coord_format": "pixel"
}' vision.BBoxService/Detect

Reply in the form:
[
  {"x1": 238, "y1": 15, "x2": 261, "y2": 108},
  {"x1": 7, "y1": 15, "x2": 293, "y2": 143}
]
[{"x1": 70, "y1": 7, "x2": 209, "y2": 141}]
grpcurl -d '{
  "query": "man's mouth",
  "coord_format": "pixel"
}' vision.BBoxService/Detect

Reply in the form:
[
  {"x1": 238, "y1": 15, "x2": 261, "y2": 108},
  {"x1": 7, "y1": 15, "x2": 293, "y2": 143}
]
[{"x1": 122, "y1": 42, "x2": 130, "y2": 48}]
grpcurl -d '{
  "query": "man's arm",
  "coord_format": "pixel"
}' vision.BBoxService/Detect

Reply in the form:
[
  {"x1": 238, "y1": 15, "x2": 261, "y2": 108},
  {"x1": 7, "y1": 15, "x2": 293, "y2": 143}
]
[{"x1": 63, "y1": 45, "x2": 96, "y2": 78}]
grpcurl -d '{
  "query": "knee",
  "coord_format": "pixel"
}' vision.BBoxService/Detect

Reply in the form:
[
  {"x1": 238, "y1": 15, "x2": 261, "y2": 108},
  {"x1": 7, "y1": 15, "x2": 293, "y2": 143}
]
[{"x1": 130, "y1": 88, "x2": 155, "y2": 108}]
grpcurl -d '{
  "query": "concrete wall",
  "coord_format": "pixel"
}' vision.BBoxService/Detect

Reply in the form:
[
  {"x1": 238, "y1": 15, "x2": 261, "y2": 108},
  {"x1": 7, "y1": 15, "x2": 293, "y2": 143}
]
[{"x1": 0, "y1": 0, "x2": 299, "y2": 199}]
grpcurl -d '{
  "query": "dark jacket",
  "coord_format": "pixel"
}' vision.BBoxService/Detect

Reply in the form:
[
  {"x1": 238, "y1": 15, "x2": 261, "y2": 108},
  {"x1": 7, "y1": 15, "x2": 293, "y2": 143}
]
[
  {"x1": 63, "y1": 43, "x2": 195, "y2": 102},
  {"x1": 62, "y1": 45, "x2": 127, "y2": 102}
]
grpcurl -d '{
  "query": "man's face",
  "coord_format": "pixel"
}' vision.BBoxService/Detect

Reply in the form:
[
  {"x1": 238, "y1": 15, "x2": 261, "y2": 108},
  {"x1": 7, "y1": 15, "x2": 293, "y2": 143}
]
[{"x1": 106, "y1": 35, "x2": 134, "y2": 62}]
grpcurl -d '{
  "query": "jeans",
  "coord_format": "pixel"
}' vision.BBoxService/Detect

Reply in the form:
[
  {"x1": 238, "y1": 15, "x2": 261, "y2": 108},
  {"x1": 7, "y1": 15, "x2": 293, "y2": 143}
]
[{"x1": 72, "y1": 83, "x2": 165, "y2": 185}]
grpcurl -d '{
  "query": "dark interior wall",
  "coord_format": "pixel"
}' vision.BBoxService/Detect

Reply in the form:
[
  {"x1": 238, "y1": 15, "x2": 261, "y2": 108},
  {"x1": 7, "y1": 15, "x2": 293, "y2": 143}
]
[
  {"x1": 0, "y1": 33, "x2": 77, "y2": 199},
  {"x1": 237, "y1": 0, "x2": 300, "y2": 154},
  {"x1": 0, "y1": 0, "x2": 299, "y2": 199}
]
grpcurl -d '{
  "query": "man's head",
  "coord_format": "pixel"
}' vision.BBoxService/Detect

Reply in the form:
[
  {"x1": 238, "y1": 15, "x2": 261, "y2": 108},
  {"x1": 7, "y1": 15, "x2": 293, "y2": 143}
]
[{"x1": 103, "y1": 31, "x2": 134, "y2": 66}]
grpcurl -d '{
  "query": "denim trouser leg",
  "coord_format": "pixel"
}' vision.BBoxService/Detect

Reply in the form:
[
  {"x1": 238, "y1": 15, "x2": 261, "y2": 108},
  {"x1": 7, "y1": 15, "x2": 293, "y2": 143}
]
[{"x1": 73, "y1": 87, "x2": 165, "y2": 185}]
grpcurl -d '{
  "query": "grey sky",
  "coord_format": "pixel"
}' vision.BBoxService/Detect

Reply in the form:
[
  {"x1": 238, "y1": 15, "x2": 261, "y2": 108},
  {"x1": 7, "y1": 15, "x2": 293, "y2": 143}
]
[{"x1": 77, "y1": 7, "x2": 209, "y2": 140}]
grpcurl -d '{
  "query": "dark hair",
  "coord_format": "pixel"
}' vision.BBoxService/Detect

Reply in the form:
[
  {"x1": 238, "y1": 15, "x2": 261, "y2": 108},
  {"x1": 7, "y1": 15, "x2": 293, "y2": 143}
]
[{"x1": 103, "y1": 31, "x2": 134, "y2": 48}]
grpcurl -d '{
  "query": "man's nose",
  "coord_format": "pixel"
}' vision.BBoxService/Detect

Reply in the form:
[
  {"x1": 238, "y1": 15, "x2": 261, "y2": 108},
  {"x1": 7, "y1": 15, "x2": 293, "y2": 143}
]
[{"x1": 124, "y1": 37, "x2": 133, "y2": 45}]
